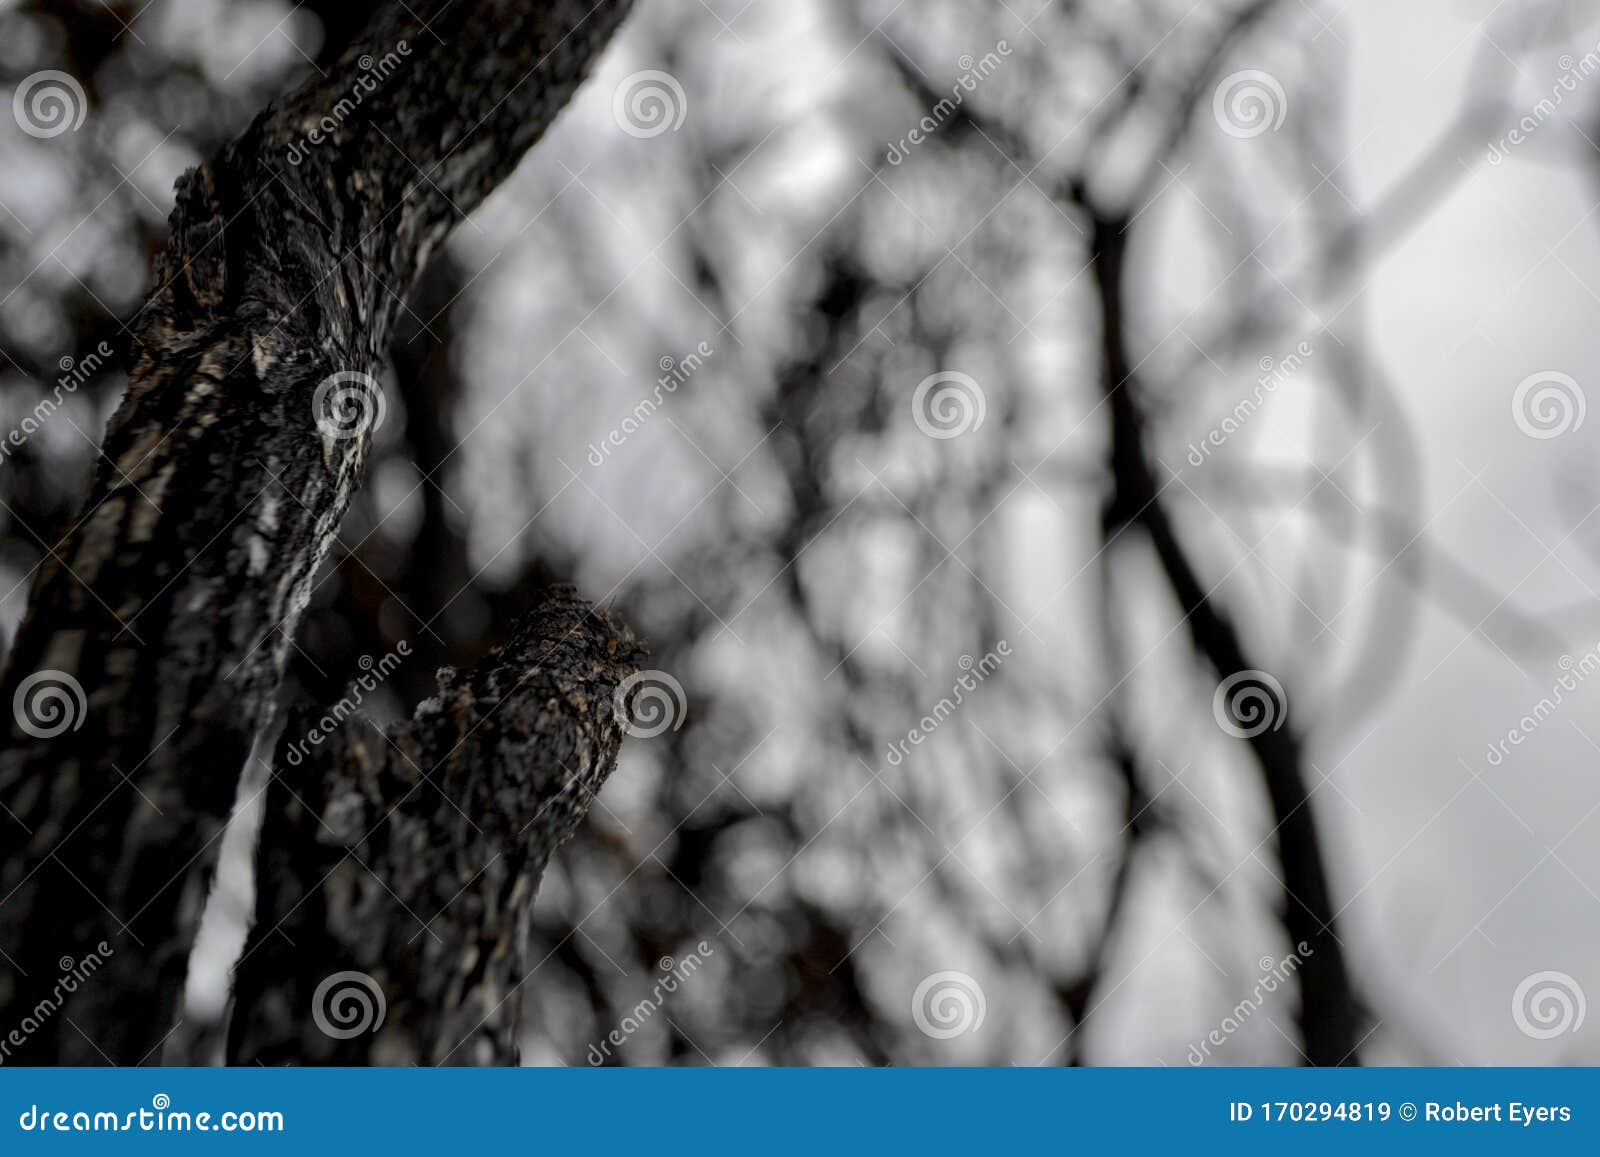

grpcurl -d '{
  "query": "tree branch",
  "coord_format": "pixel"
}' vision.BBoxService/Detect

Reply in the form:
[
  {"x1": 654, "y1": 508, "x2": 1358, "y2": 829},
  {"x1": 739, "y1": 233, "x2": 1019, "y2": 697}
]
[
  {"x1": 227, "y1": 588, "x2": 643, "y2": 1066},
  {"x1": 0, "y1": 0, "x2": 633, "y2": 1064},
  {"x1": 1090, "y1": 213, "x2": 1360, "y2": 1065}
]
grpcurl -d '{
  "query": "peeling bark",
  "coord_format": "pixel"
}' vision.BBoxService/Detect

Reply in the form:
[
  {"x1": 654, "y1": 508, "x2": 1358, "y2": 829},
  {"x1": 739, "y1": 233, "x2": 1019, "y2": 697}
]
[
  {"x1": 228, "y1": 589, "x2": 643, "y2": 1066},
  {"x1": 0, "y1": 0, "x2": 632, "y2": 1064}
]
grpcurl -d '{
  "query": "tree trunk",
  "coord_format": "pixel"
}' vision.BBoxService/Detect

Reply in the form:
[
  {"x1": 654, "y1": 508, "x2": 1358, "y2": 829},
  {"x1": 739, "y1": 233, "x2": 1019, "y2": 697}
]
[
  {"x1": 227, "y1": 588, "x2": 643, "y2": 1066},
  {"x1": 0, "y1": 0, "x2": 632, "y2": 1065}
]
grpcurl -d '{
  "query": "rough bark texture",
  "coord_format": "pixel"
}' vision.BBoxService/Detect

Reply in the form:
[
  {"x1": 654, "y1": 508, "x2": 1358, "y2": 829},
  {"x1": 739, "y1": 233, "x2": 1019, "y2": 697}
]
[
  {"x1": 227, "y1": 589, "x2": 643, "y2": 1066},
  {"x1": 0, "y1": 0, "x2": 633, "y2": 1064}
]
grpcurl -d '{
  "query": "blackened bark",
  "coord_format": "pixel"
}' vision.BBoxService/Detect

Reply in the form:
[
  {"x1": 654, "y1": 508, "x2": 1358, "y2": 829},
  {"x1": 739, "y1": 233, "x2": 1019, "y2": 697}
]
[
  {"x1": 0, "y1": 0, "x2": 632, "y2": 1064},
  {"x1": 1090, "y1": 216, "x2": 1360, "y2": 1065},
  {"x1": 227, "y1": 589, "x2": 643, "y2": 1066}
]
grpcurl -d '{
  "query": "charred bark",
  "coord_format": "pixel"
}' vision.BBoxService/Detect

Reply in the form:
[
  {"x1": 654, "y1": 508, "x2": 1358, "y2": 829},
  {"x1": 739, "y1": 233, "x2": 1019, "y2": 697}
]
[{"x1": 0, "y1": 0, "x2": 632, "y2": 1064}]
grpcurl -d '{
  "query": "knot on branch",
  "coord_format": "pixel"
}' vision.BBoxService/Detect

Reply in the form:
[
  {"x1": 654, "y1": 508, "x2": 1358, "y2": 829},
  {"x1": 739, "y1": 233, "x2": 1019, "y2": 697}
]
[
  {"x1": 280, "y1": 584, "x2": 645, "y2": 852},
  {"x1": 231, "y1": 585, "x2": 645, "y2": 1065}
]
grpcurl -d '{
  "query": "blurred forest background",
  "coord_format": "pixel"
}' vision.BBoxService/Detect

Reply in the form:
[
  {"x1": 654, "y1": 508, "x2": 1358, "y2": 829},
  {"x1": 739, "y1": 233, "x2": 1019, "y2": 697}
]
[{"x1": 4, "y1": 0, "x2": 1600, "y2": 1065}]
